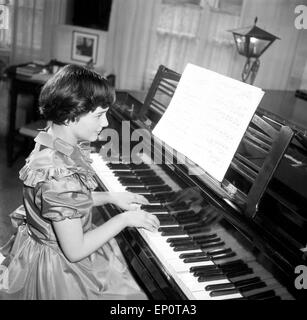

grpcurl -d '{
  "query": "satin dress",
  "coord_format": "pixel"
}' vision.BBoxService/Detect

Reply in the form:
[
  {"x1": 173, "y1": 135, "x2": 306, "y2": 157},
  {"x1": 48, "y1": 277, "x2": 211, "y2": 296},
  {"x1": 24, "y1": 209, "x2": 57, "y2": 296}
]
[{"x1": 0, "y1": 131, "x2": 147, "y2": 300}]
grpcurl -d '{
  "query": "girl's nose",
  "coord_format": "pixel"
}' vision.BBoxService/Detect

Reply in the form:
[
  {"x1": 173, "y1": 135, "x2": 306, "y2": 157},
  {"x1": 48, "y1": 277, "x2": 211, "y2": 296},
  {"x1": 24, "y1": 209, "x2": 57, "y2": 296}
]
[{"x1": 101, "y1": 115, "x2": 109, "y2": 127}]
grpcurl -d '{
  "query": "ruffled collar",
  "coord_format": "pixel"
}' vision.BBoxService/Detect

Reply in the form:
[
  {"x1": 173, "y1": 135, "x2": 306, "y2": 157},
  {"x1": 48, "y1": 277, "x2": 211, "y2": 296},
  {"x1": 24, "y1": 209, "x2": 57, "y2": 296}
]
[
  {"x1": 19, "y1": 131, "x2": 98, "y2": 190},
  {"x1": 34, "y1": 131, "x2": 94, "y2": 170}
]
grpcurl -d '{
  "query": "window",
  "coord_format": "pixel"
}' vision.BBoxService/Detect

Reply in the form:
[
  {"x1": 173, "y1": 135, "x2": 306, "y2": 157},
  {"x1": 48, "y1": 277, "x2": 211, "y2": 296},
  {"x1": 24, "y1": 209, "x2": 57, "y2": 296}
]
[
  {"x1": 0, "y1": 0, "x2": 45, "y2": 51},
  {"x1": 146, "y1": 0, "x2": 243, "y2": 89}
]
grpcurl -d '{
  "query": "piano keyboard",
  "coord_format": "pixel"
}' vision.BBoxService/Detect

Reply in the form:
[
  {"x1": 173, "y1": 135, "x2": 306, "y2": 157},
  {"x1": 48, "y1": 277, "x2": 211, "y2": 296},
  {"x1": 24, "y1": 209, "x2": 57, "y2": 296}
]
[{"x1": 90, "y1": 152, "x2": 293, "y2": 300}]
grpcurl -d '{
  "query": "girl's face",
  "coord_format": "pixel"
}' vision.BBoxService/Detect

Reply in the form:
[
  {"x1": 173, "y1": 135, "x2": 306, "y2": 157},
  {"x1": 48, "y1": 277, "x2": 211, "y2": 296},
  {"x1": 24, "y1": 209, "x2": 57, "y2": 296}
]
[{"x1": 70, "y1": 106, "x2": 109, "y2": 142}]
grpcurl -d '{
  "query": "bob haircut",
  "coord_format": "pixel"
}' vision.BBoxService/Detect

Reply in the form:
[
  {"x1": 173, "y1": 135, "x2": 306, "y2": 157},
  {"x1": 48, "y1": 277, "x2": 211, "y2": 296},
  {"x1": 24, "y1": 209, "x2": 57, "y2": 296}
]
[{"x1": 39, "y1": 64, "x2": 115, "y2": 125}]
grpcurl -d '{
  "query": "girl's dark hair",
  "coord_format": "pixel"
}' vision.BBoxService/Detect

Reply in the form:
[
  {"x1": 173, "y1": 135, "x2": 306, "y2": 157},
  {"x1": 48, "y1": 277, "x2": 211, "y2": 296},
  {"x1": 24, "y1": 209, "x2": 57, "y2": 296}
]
[{"x1": 39, "y1": 64, "x2": 115, "y2": 125}]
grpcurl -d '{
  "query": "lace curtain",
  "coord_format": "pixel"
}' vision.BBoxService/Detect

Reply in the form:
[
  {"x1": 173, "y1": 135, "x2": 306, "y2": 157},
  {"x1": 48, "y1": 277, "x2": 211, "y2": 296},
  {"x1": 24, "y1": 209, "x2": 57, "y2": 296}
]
[
  {"x1": 146, "y1": 0, "x2": 242, "y2": 89},
  {"x1": 2, "y1": 0, "x2": 67, "y2": 64}
]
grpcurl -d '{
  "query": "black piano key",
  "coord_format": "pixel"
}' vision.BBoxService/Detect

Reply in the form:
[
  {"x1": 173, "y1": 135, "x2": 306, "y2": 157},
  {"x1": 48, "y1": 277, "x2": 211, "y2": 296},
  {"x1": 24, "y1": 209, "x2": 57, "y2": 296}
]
[
  {"x1": 142, "y1": 194, "x2": 160, "y2": 203},
  {"x1": 209, "y1": 288, "x2": 241, "y2": 297},
  {"x1": 166, "y1": 236, "x2": 192, "y2": 243},
  {"x1": 114, "y1": 169, "x2": 156, "y2": 175},
  {"x1": 120, "y1": 176, "x2": 156, "y2": 181},
  {"x1": 148, "y1": 185, "x2": 172, "y2": 192},
  {"x1": 211, "y1": 251, "x2": 236, "y2": 261},
  {"x1": 183, "y1": 256, "x2": 211, "y2": 263},
  {"x1": 126, "y1": 187, "x2": 150, "y2": 193},
  {"x1": 151, "y1": 191, "x2": 176, "y2": 200},
  {"x1": 158, "y1": 226, "x2": 182, "y2": 233},
  {"x1": 156, "y1": 213, "x2": 173, "y2": 219},
  {"x1": 178, "y1": 248, "x2": 231, "y2": 260},
  {"x1": 199, "y1": 241, "x2": 225, "y2": 249},
  {"x1": 161, "y1": 229, "x2": 187, "y2": 236},
  {"x1": 173, "y1": 244, "x2": 201, "y2": 251},
  {"x1": 120, "y1": 181, "x2": 146, "y2": 187},
  {"x1": 173, "y1": 210, "x2": 197, "y2": 218},
  {"x1": 147, "y1": 184, "x2": 169, "y2": 190},
  {"x1": 167, "y1": 237, "x2": 194, "y2": 245},
  {"x1": 159, "y1": 219, "x2": 178, "y2": 226},
  {"x1": 113, "y1": 171, "x2": 139, "y2": 177},
  {"x1": 179, "y1": 218, "x2": 204, "y2": 225},
  {"x1": 210, "y1": 281, "x2": 267, "y2": 297},
  {"x1": 195, "y1": 237, "x2": 222, "y2": 244},
  {"x1": 195, "y1": 269, "x2": 225, "y2": 277},
  {"x1": 155, "y1": 213, "x2": 174, "y2": 219},
  {"x1": 140, "y1": 177, "x2": 165, "y2": 184},
  {"x1": 107, "y1": 162, "x2": 129, "y2": 167},
  {"x1": 156, "y1": 216, "x2": 176, "y2": 223},
  {"x1": 187, "y1": 227, "x2": 214, "y2": 235},
  {"x1": 141, "y1": 204, "x2": 166, "y2": 209},
  {"x1": 115, "y1": 173, "x2": 158, "y2": 179},
  {"x1": 197, "y1": 268, "x2": 253, "y2": 282},
  {"x1": 209, "y1": 288, "x2": 240, "y2": 297},
  {"x1": 169, "y1": 239, "x2": 194, "y2": 247},
  {"x1": 133, "y1": 170, "x2": 160, "y2": 176},
  {"x1": 193, "y1": 266, "x2": 250, "y2": 277},
  {"x1": 205, "y1": 276, "x2": 261, "y2": 291},
  {"x1": 113, "y1": 171, "x2": 133, "y2": 177},
  {"x1": 191, "y1": 233, "x2": 218, "y2": 240},
  {"x1": 172, "y1": 241, "x2": 224, "y2": 252},
  {"x1": 247, "y1": 290, "x2": 277, "y2": 300},
  {"x1": 239, "y1": 281, "x2": 267, "y2": 293},
  {"x1": 206, "y1": 248, "x2": 232, "y2": 255},
  {"x1": 128, "y1": 163, "x2": 150, "y2": 170},
  {"x1": 192, "y1": 263, "x2": 249, "y2": 275},
  {"x1": 142, "y1": 206, "x2": 168, "y2": 213},
  {"x1": 190, "y1": 259, "x2": 245, "y2": 272},
  {"x1": 179, "y1": 252, "x2": 207, "y2": 259},
  {"x1": 178, "y1": 219, "x2": 203, "y2": 226},
  {"x1": 167, "y1": 203, "x2": 191, "y2": 211},
  {"x1": 177, "y1": 218, "x2": 203, "y2": 226},
  {"x1": 157, "y1": 214, "x2": 175, "y2": 220}
]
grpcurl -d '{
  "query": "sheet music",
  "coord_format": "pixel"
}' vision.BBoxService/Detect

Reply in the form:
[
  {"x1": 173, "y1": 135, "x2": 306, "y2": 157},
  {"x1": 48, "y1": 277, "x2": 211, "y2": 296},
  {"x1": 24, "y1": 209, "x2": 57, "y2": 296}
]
[{"x1": 152, "y1": 63, "x2": 265, "y2": 182}]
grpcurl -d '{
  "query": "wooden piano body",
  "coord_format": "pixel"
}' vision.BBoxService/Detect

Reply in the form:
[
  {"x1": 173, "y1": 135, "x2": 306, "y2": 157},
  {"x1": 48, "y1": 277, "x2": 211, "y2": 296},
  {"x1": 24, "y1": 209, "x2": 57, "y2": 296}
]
[{"x1": 90, "y1": 66, "x2": 307, "y2": 300}]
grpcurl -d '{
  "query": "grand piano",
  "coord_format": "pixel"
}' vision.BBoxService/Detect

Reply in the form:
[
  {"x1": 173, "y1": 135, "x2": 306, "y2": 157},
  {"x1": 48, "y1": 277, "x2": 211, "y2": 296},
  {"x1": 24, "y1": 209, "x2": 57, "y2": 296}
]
[{"x1": 90, "y1": 66, "x2": 307, "y2": 300}]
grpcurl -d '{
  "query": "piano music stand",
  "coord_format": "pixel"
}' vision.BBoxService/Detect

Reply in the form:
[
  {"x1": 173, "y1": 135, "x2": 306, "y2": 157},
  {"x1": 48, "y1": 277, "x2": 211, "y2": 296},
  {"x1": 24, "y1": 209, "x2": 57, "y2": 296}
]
[
  {"x1": 140, "y1": 65, "x2": 294, "y2": 219},
  {"x1": 226, "y1": 114, "x2": 294, "y2": 218},
  {"x1": 139, "y1": 65, "x2": 181, "y2": 126}
]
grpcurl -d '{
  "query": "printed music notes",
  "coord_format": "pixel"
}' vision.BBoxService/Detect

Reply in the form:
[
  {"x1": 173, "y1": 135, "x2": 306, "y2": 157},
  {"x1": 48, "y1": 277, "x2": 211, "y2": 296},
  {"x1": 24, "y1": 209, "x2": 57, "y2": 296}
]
[{"x1": 152, "y1": 63, "x2": 264, "y2": 182}]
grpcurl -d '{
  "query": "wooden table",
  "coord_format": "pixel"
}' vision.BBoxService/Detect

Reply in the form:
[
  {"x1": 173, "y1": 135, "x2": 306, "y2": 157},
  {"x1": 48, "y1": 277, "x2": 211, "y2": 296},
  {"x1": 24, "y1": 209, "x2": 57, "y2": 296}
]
[{"x1": 5, "y1": 66, "x2": 51, "y2": 166}]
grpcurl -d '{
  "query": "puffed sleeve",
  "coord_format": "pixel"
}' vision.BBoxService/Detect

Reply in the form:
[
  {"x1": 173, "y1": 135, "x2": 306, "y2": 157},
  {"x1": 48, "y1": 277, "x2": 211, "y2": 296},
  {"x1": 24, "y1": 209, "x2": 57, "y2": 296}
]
[{"x1": 40, "y1": 175, "x2": 93, "y2": 222}]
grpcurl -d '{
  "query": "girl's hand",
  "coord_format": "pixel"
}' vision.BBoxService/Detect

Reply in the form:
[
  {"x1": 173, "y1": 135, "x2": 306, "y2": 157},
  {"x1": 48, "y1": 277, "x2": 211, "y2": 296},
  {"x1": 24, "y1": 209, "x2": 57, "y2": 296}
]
[
  {"x1": 121, "y1": 210, "x2": 160, "y2": 232},
  {"x1": 109, "y1": 192, "x2": 149, "y2": 211}
]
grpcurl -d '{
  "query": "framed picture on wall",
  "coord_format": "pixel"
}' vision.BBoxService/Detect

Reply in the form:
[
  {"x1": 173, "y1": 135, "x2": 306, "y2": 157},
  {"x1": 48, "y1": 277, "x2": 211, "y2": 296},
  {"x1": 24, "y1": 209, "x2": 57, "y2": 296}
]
[{"x1": 71, "y1": 31, "x2": 99, "y2": 64}]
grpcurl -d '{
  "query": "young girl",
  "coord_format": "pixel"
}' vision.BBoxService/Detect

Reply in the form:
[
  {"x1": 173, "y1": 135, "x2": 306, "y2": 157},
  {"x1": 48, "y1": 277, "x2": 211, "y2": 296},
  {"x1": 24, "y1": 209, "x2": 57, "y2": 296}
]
[{"x1": 0, "y1": 64, "x2": 160, "y2": 300}]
